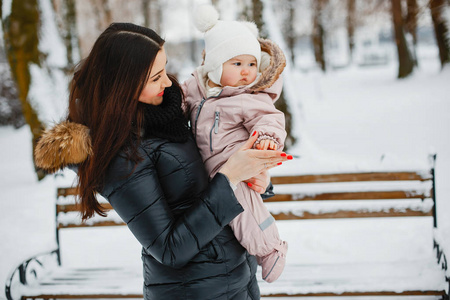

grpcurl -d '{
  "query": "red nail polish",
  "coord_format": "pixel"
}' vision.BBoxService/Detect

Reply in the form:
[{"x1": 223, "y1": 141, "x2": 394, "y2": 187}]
[
  {"x1": 277, "y1": 162, "x2": 282, "y2": 165},
  {"x1": 281, "y1": 153, "x2": 286, "y2": 157},
  {"x1": 247, "y1": 182, "x2": 253, "y2": 187},
  {"x1": 252, "y1": 131, "x2": 257, "y2": 136},
  {"x1": 287, "y1": 155, "x2": 293, "y2": 160}
]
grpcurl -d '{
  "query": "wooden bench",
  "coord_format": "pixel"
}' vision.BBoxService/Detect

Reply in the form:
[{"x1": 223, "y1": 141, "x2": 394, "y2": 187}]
[{"x1": 5, "y1": 160, "x2": 449, "y2": 299}]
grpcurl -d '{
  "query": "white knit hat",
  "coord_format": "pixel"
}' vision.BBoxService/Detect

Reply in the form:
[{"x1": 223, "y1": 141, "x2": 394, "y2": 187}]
[{"x1": 194, "y1": 5, "x2": 261, "y2": 85}]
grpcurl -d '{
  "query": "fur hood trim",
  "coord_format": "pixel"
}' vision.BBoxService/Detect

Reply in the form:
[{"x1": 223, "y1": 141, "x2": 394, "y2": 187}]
[
  {"x1": 35, "y1": 121, "x2": 92, "y2": 173},
  {"x1": 250, "y1": 38, "x2": 286, "y2": 92}
]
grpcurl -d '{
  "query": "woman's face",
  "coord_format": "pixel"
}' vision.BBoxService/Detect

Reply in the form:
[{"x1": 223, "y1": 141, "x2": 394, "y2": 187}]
[{"x1": 138, "y1": 48, "x2": 172, "y2": 105}]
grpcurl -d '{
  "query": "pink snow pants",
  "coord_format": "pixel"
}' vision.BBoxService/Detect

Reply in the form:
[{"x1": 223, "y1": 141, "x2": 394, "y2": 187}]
[{"x1": 229, "y1": 181, "x2": 283, "y2": 257}]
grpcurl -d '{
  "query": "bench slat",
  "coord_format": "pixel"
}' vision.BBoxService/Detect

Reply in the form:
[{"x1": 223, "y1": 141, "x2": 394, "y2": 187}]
[
  {"x1": 58, "y1": 210, "x2": 432, "y2": 228},
  {"x1": 261, "y1": 290, "x2": 447, "y2": 297},
  {"x1": 271, "y1": 209, "x2": 433, "y2": 220},
  {"x1": 57, "y1": 203, "x2": 113, "y2": 213},
  {"x1": 271, "y1": 172, "x2": 431, "y2": 185},
  {"x1": 23, "y1": 290, "x2": 445, "y2": 299},
  {"x1": 58, "y1": 191, "x2": 431, "y2": 207},
  {"x1": 266, "y1": 190, "x2": 429, "y2": 202},
  {"x1": 58, "y1": 221, "x2": 126, "y2": 229},
  {"x1": 57, "y1": 187, "x2": 78, "y2": 197},
  {"x1": 22, "y1": 294, "x2": 142, "y2": 299},
  {"x1": 257, "y1": 260, "x2": 447, "y2": 296}
]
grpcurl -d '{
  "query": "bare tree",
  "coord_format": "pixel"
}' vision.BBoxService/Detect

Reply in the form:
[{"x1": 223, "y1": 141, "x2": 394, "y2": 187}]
[
  {"x1": 238, "y1": 0, "x2": 253, "y2": 21},
  {"x1": 406, "y1": 0, "x2": 418, "y2": 44},
  {"x1": 406, "y1": 0, "x2": 418, "y2": 65},
  {"x1": 312, "y1": 0, "x2": 327, "y2": 71},
  {"x1": 149, "y1": 0, "x2": 162, "y2": 34},
  {"x1": 53, "y1": 0, "x2": 79, "y2": 68},
  {"x1": 430, "y1": 0, "x2": 450, "y2": 68},
  {"x1": 0, "y1": 50, "x2": 25, "y2": 128},
  {"x1": 252, "y1": 0, "x2": 268, "y2": 38},
  {"x1": 391, "y1": 0, "x2": 415, "y2": 78},
  {"x1": 346, "y1": 0, "x2": 356, "y2": 59},
  {"x1": 286, "y1": 0, "x2": 296, "y2": 64},
  {"x1": 2, "y1": 0, "x2": 45, "y2": 179},
  {"x1": 142, "y1": 0, "x2": 151, "y2": 28}
]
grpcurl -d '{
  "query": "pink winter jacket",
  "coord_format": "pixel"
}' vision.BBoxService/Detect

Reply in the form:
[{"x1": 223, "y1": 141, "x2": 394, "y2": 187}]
[{"x1": 182, "y1": 38, "x2": 287, "y2": 176}]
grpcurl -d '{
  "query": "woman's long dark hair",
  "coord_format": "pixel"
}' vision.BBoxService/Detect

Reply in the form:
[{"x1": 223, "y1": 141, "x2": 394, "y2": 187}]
[{"x1": 68, "y1": 23, "x2": 168, "y2": 221}]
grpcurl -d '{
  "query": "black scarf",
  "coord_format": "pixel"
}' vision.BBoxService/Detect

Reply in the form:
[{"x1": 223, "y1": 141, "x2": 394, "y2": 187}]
[{"x1": 140, "y1": 85, "x2": 190, "y2": 143}]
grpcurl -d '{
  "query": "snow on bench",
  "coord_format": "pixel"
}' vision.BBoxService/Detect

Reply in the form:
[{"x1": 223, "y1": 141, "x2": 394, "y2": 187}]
[
  {"x1": 5, "y1": 168, "x2": 449, "y2": 299},
  {"x1": 9, "y1": 260, "x2": 448, "y2": 299}
]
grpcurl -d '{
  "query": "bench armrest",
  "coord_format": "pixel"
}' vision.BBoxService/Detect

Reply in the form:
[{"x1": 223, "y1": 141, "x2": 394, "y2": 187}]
[{"x1": 5, "y1": 249, "x2": 59, "y2": 300}]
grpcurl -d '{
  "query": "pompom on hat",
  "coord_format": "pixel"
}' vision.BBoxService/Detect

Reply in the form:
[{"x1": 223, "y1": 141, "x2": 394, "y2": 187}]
[{"x1": 194, "y1": 4, "x2": 261, "y2": 85}]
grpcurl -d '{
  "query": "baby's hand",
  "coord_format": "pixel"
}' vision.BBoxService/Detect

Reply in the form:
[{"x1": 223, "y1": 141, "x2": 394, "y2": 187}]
[{"x1": 255, "y1": 139, "x2": 278, "y2": 150}]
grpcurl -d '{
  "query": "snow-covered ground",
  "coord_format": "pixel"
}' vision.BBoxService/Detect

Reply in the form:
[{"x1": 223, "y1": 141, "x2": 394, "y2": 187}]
[{"x1": 1, "y1": 45, "x2": 449, "y2": 299}]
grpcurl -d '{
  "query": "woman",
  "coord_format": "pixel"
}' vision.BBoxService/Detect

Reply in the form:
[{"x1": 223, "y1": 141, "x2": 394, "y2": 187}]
[{"x1": 34, "y1": 23, "x2": 289, "y2": 299}]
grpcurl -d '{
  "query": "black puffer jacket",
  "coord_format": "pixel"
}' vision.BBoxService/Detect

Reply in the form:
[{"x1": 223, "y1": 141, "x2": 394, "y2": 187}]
[{"x1": 101, "y1": 134, "x2": 260, "y2": 299}]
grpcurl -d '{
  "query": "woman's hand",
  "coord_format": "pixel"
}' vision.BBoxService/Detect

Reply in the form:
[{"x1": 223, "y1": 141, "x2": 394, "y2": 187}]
[
  {"x1": 244, "y1": 170, "x2": 270, "y2": 194},
  {"x1": 219, "y1": 132, "x2": 291, "y2": 186}
]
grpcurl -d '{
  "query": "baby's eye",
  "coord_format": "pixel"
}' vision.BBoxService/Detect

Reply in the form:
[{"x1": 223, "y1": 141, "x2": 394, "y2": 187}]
[
  {"x1": 249, "y1": 63, "x2": 256, "y2": 67},
  {"x1": 233, "y1": 62, "x2": 241, "y2": 66}
]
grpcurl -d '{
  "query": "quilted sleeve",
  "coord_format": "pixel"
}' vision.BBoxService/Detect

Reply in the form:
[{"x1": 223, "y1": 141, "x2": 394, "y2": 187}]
[
  {"x1": 241, "y1": 93, "x2": 287, "y2": 150},
  {"x1": 104, "y1": 156, "x2": 243, "y2": 269}
]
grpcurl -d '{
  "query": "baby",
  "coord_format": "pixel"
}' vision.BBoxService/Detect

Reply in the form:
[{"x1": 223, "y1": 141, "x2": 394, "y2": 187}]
[{"x1": 182, "y1": 5, "x2": 289, "y2": 283}]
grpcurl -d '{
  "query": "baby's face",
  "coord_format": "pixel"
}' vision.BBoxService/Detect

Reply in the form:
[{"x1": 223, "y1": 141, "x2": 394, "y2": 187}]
[{"x1": 220, "y1": 55, "x2": 257, "y2": 87}]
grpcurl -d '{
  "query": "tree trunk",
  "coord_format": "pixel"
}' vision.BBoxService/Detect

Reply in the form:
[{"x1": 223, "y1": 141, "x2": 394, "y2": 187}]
[
  {"x1": 430, "y1": 0, "x2": 450, "y2": 67},
  {"x1": 391, "y1": 0, "x2": 414, "y2": 78},
  {"x1": 142, "y1": 0, "x2": 150, "y2": 28},
  {"x1": 406, "y1": 0, "x2": 418, "y2": 44},
  {"x1": 274, "y1": 91, "x2": 296, "y2": 150},
  {"x1": 189, "y1": 0, "x2": 197, "y2": 63},
  {"x1": 286, "y1": 0, "x2": 296, "y2": 65},
  {"x1": 155, "y1": 0, "x2": 162, "y2": 34},
  {"x1": 406, "y1": 0, "x2": 418, "y2": 65},
  {"x1": 2, "y1": 0, "x2": 46, "y2": 179},
  {"x1": 252, "y1": 0, "x2": 267, "y2": 38},
  {"x1": 53, "y1": 0, "x2": 79, "y2": 68},
  {"x1": 346, "y1": 0, "x2": 356, "y2": 60},
  {"x1": 312, "y1": 0, "x2": 326, "y2": 71}
]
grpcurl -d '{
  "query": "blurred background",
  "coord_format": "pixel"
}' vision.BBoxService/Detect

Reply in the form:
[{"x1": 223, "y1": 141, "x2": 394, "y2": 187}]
[{"x1": 1, "y1": 0, "x2": 449, "y2": 179}]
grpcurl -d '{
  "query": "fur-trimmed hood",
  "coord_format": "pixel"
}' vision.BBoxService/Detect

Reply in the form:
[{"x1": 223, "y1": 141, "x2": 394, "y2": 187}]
[
  {"x1": 251, "y1": 38, "x2": 286, "y2": 92},
  {"x1": 194, "y1": 37, "x2": 286, "y2": 95},
  {"x1": 35, "y1": 121, "x2": 92, "y2": 173}
]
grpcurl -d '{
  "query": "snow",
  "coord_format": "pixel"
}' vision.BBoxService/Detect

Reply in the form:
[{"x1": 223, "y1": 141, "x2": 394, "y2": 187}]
[{"x1": 1, "y1": 1, "x2": 12, "y2": 20}]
